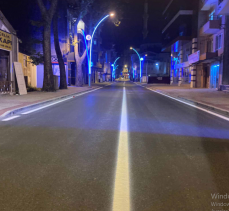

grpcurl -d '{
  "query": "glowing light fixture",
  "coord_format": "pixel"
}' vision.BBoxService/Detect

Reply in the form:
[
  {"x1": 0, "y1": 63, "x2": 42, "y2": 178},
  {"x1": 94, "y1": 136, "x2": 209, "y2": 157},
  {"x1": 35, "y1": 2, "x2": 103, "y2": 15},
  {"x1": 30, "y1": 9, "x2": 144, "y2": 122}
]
[
  {"x1": 86, "y1": 35, "x2": 92, "y2": 41},
  {"x1": 88, "y1": 13, "x2": 115, "y2": 87},
  {"x1": 81, "y1": 29, "x2": 90, "y2": 72},
  {"x1": 112, "y1": 57, "x2": 120, "y2": 81},
  {"x1": 130, "y1": 47, "x2": 142, "y2": 82}
]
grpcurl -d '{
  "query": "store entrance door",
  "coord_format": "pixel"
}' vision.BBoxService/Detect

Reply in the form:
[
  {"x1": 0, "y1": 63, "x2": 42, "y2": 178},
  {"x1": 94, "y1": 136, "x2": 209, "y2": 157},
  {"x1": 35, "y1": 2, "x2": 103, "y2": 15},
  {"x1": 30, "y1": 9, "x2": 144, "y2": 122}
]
[
  {"x1": 0, "y1": 49, "x2": 10, "y2": 93},
  {"x1": 210, "y1": 63, "x2": 219, "y2": 89}
]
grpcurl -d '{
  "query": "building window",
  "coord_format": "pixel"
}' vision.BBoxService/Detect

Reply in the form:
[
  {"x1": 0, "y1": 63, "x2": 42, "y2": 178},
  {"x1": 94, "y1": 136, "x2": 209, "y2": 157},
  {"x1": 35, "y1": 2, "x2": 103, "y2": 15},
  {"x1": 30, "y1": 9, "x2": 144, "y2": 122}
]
[
  {"x1": 218, "y1": 34, "x2": 222, "y2": 49},
  {"x1": 207, "y1": 40, "x2": 213, "y2": 52},
  {"x1": 215, "y1": 34, "x2": 222, "y2": 50},
  {"x1": 94, "y1": 40, "x2": 97, "y2": 45}
]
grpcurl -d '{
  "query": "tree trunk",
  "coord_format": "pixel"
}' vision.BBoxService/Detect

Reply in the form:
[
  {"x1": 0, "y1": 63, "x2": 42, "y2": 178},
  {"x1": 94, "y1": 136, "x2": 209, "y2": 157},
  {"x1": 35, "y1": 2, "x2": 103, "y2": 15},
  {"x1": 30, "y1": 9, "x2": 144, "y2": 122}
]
[
  {"x1": 73, "y1": 28, "x2": 87, "y2": 87},
  {"x1": 76, "y1": 60, "x2": 83, "y2": 87},
  {"x1": 43, "y1": 23, "x2": 55, "y2": 91},
  {"x1": 53, "y1": 13, "x2": 67, "y2": 89}
]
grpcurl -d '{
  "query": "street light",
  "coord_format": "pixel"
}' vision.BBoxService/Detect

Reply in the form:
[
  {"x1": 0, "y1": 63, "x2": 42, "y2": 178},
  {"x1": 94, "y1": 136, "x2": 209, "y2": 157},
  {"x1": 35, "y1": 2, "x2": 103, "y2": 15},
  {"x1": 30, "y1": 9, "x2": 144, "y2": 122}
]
[
  {"x1": 130, "y1": 47, "x2": 142, "y2": 83},
  {"x1": 81, "y1": 29, "x2": 90, "y2": 74},
  {"x1": 88, "y1": 13, "x2": 115, "y2": 87},
  {"x1": 112, "y1": 57, "x2": 120, "y2": 81}
]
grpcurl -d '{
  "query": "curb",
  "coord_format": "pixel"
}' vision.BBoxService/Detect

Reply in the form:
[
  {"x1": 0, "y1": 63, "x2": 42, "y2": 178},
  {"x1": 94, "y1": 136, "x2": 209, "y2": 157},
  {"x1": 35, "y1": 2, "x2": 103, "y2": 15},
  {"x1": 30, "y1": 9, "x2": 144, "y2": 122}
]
[
  {"x1": 154, "y1": 89, "x2": 229, "y2": 117},
  {"x1": 0, "y1": 87, "x2": 100, "y2": 119}
]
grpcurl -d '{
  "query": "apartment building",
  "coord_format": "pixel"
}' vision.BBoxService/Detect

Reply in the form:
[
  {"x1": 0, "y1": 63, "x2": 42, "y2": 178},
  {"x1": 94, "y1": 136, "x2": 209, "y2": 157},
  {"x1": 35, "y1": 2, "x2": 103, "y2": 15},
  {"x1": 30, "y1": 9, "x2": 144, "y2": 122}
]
[
  {"x1": 163, "y1": 0, "x2": 229, "y2": 90},
  {"x1": 189, "y1": 0, "x2": 226, "y2": 89},
  {"x1": 162, "y1": 0, "x2": 199, "y2": 87}
]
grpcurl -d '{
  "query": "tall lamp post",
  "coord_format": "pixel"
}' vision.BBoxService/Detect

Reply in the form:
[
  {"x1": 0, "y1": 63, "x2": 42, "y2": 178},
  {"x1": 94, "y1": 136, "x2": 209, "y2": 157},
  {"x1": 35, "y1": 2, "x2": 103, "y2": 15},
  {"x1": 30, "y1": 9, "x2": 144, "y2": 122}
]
[
  {"x1": 88, "y1": 13, "x2": 115, "y2": 87},
  {"x1": 112, "y1": 57, "x2": 120, "y2": 81},
  {"x1": 130, "y1": 47, "x2": 143, "y2": 83}
]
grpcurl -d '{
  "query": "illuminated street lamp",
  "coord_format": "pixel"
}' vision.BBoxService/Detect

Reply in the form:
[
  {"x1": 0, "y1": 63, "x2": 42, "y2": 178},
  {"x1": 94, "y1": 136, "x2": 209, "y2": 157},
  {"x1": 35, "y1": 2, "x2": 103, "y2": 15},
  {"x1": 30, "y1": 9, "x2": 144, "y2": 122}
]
[
  {"x1": 130, "y1": 47, "x2": 142, "y2": 83},
  {"x1": 88, "y1": 13, "x2": 115, "y2": 87},
  {"x1": 112, "y1": 57, "x2": 120, "y2": 81}
]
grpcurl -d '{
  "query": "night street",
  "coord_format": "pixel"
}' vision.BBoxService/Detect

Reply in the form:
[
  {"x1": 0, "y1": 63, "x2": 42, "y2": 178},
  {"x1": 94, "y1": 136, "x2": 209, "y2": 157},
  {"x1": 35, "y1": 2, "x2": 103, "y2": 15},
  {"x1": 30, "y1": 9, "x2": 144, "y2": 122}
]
[{"x1": 1, "y1": 82, "x2": 229, "y2": 211}]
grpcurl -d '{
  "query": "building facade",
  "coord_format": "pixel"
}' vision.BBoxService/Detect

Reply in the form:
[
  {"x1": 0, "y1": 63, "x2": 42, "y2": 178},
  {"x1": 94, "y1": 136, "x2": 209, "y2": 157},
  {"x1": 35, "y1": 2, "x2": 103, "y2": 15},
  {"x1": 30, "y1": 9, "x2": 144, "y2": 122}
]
[
  {"x1": 163, "y1": 0, "x2": 229, "y2": 90},
  {"x1": 0, "y1": 10, "x2": 19, "y2": 94},
  {"x1": 162, "y1": 0, "x2": 199, "y2": 87}
]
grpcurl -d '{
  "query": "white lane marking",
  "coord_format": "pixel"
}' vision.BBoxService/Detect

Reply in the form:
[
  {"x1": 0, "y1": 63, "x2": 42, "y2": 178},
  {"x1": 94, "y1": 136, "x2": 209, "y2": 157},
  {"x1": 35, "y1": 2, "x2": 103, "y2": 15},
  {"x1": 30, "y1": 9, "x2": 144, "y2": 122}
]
[
  {"x1": 112, "y1": 87, "x2": 130, "y2": 211},
  {"x1": 147, "y1": 88, "x2": 229, "y2": 122},
  {"x1": 2, "y1": 116, "x2": 20, "y2": 122},
  {"x1": 22, "y1": 87, "x2": 103, "y2": 115}
]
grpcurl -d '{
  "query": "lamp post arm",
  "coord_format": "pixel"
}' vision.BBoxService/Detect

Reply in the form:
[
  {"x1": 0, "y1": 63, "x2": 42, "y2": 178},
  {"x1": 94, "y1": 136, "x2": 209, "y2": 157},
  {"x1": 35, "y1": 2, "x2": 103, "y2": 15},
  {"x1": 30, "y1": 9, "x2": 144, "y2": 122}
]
[
  {"x1": 81, "y1": 29, "x2": 90, "y2": 68},
  {"x1": 89, "y1": 15, "x2": 110, "y2": 75},
  {"x1": 132, "y1": 48, "x2": 142, "y2": 79}
]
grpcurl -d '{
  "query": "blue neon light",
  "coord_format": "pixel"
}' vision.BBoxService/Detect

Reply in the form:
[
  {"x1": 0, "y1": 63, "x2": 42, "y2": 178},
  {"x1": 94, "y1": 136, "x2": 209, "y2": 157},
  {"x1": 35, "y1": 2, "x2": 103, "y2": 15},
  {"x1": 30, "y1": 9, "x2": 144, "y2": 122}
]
[
  {"x1": 112, "y1": 57, "x2": 120, "y2": 80},
  {"x1": 131, "y1": 48, "x2": 142, "y2": 78},
  {"x1": 81, "y1": 29, "x2": 90, "y2": 70},
  {"x1": 174, "y1": 41, "x2": 179, "y2": 52},
  {"x1": 89, "y1": 15, "x2": 110, "y2": 75}
]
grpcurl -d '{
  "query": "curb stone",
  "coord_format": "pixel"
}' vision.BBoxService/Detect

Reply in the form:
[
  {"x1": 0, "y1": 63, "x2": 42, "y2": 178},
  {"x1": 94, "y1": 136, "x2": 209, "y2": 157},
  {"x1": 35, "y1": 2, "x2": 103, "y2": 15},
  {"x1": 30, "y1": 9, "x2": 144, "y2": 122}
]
[
  {"x1": 0, "y1": 87, "x2": 100, "y2": 119},
  {"x1": 155, "y1": 90, "x2": 229, "y2": 117}
]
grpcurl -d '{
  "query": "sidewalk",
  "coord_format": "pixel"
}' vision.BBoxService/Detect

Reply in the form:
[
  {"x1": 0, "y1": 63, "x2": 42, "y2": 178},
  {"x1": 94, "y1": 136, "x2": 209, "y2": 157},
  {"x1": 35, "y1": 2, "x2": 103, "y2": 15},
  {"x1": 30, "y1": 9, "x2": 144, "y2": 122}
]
[
  {"x1": 136, "y1": 83, "x2": 229, "y2": 114},
  {"x1": 0, "y1": 83, "x2": 111, "y2": 117}
]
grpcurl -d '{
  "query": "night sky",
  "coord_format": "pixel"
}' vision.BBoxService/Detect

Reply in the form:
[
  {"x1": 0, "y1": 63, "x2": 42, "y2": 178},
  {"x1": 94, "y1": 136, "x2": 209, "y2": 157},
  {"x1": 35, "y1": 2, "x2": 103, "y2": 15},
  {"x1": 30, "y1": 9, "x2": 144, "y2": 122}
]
[{"x1": 0, "y1": 0, "x2": 169, "y2": 55}]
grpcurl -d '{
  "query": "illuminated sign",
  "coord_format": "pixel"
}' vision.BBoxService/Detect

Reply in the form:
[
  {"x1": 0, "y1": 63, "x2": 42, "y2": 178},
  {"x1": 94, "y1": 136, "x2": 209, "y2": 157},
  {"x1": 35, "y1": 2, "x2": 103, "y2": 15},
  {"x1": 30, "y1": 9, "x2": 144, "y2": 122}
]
[
  {"x1": 86, "y1": 35, "x2": 92, "y2": 41},
  {"x1": 0, "y1": 30, "x2": 12, "y2": 51},
  {"x1": 188, "y1": 51, "x2": 200, "y2": 64}
]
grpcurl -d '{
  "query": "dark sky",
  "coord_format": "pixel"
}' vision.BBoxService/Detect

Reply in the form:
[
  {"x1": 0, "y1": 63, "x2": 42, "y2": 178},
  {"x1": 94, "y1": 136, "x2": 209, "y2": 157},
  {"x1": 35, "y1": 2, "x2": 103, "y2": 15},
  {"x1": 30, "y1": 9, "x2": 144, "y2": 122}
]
[{"x1": 0, "y1": 0, "x2": 168, "y2": 55}]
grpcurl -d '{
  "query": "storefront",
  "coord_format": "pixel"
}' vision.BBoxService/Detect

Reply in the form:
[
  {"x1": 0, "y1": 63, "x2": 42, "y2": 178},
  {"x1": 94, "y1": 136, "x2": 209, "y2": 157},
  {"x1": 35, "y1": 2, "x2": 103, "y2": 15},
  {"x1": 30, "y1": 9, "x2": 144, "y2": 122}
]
[
  {"x1": 210, "y1": 62, "x2": 220, "y2": 89},
  {"x1": 0, "y1": 30, "x2": 12, "y2": 93},
  {"x1": 0, "y1": 10, "x2": 18, "y2": 94}
]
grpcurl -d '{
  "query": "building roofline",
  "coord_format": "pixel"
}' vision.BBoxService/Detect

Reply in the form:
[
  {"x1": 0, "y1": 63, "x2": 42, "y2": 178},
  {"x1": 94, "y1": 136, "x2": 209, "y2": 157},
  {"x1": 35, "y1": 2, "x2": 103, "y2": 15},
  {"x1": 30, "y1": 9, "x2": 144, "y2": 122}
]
[
  {"x1": 0, "y1": 10, "x2": 16, "y2": 35},
  {"x1": 162, "y1": 10, "x2": 193, "y2": 34}
]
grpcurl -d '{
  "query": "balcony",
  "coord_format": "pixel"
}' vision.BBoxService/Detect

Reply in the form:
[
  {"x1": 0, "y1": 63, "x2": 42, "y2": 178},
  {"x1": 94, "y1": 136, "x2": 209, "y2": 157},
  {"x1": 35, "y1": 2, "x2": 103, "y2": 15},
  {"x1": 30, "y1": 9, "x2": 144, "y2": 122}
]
[
  {"x1": 217, "y1": 0, "x2": 229, "y2": 15},
  {"x1": 199, "y1": 19, "x2": 221, "y2": 36},
  {"x1": 200, "y1": 52, "x2": 218, "y2": 62},
  {"x1": 201, "y1": 0, "x2": 218, "y2": 10}
]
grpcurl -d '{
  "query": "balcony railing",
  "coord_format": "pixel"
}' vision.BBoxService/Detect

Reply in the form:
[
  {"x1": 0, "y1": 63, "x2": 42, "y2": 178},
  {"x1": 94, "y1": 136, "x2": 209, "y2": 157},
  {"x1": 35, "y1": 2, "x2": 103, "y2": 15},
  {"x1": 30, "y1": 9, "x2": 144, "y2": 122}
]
[{"x1": 209, "y1": 15, "x2": 222, "y2": 20}]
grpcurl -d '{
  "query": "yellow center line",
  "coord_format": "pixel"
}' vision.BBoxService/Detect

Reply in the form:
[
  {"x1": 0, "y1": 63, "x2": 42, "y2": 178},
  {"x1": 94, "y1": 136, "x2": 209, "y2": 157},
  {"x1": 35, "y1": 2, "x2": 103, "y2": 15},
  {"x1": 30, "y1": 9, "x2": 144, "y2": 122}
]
[{"x1": 112, "y1": 87, "x2": 131, "y2": 211}]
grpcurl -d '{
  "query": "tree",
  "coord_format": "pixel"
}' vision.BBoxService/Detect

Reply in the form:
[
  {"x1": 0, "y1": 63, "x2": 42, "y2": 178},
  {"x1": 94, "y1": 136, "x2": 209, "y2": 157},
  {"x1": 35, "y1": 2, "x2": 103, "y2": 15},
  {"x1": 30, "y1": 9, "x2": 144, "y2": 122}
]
[
  {"x1": 53, "y1": 11, "x2": 67, "y2": 89},
  {"x1": 67, "y1": 0, "x2": 94, "y2": 87},
  {"x1": 37, "y1": 0, "x2": 58, "y2": 91}
]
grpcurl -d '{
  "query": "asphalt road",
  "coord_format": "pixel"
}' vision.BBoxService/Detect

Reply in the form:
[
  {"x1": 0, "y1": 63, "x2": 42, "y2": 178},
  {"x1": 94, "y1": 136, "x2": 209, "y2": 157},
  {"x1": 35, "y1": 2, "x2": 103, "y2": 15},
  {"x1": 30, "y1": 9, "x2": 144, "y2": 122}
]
[{"x1": 1, "y1": 82, "x2": 229, "y2": 211}]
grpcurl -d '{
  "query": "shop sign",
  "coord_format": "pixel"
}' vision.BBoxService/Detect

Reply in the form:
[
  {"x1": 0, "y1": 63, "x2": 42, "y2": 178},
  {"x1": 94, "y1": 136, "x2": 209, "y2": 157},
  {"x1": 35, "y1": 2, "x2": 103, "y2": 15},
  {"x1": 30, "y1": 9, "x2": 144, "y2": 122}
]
[
  {"x1": 0, "y1": 30, "x2": 12, "y2": 51},
  {"x1": 175, "y1": 61, "x2": 189, "y2": 69},
  {"x1": 188, "y1": 50, "x2": 200, "y2": 64}
]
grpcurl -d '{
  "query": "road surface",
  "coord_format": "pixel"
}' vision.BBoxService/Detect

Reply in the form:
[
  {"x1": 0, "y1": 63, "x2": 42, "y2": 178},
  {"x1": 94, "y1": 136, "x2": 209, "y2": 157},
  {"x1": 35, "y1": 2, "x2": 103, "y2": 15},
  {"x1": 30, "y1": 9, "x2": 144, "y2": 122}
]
[{"x1": 1, "y1": 82, "x2": 229, "y2": 211}]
